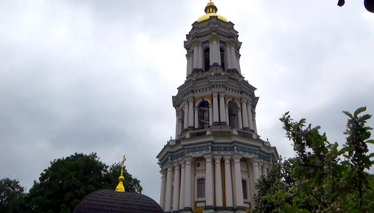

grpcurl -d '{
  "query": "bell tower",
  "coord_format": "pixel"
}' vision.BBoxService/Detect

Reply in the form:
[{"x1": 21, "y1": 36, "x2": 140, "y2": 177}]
[{"x1": 157, "y1": 2, "x2": 278, "y2": 213}]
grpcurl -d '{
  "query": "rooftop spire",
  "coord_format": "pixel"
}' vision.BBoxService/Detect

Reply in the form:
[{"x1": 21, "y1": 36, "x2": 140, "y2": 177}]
[{"x1": 115, "y1": 155, "x2": 126, "y2": 192}]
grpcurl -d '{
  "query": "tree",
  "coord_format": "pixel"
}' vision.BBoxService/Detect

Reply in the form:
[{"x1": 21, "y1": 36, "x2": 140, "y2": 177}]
[
  {"x1": 253, "y1": 107, "x2": 374, "y2": 213},
  {"x1": 25, "y1": 153, "x2": 142, "y2": 213},
  {"x1": 0, "y1": 178, "x2": 25, "y2": 212}
]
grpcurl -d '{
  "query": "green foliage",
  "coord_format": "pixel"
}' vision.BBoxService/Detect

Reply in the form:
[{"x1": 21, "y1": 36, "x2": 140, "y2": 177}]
[
  {"x1": 0, "y1": 178, "x2": 25, "y2": 212},
  {"x1": 15, "y1": 152, "x2": 143, "y2": 213},
  {"x1": 254, "y1": 107, "x2": 374, "y2": 213}
]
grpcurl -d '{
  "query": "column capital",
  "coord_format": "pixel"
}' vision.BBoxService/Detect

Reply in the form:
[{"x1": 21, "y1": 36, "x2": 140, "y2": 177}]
[
  {"x1": 204, "y1": 154, "x2": 213, "y2": 161},
  {"x1": 233, "y1": 154, "x2": 242, "y2": 162},
  {"x1": 180, "y1": 161, "x2": 186, "y2": 168},
  {"x1": 223, "y1": 156, "x2": 232, "y2": 161},
  {"x1": 241, "y1": 98, "x2": 248, "y2": 103},
  {"x1": 188, "y1": 97, "x2": 194, "y2": 102},
  {"x1": 212, "y1": 92, "x2": 219, "y2": 97},
  {"x1": 184, "y1": 157, "x2": 193, "y2": 164},
  {"x1": 173, "y1": 163, "x2": 180, "y2": 169},
  {"x1": 219, "y1": 92, "x2": 226, "y2": 96},
  {"x1": 214, "y1": 155, "x2": 222, "y2": 162},
  {"x1": 160, "y1": 169, "x2": 166, "y2": 175},
  {"x1": 167, "y1": 165, "x2": 173, "y2": 170}
]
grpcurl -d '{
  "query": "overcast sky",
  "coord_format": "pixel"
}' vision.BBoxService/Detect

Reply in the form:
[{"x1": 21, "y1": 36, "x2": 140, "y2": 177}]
[{"x1": 1, "y1": 0, "x2": 373, "y2": 202}]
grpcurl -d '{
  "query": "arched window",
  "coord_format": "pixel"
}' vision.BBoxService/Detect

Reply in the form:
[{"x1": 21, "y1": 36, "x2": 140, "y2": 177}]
[
  {"x1": 220, "y1": 47, "x2": 225, "y2": 71},
  {"x1": 242, "y1": 179, "x2": 248, "y2": 200},
  {"x1": 228, "y1": 101, "x2": 238, "y2": 128},
  {"x1": 204, "y1": 48, "x2": 210, "y2": 71},
  {"x1": 198, "y1": 101, "x2": 210, "y2": 129},
  {"x1": 197, "y1": 178, "x2": 205, "y2": 198}
]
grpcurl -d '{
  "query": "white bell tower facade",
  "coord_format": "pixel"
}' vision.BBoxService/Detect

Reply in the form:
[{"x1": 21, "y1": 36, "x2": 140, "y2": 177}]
[{"x1": 157, "y1": 2, "x2": 278, "y2": 213}]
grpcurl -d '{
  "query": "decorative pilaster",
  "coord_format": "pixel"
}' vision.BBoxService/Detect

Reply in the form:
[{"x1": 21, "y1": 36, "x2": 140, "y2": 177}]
[
  {"x1": 179, "y1": 162, "x2": 186, "y2": 210},
  {"x1": 224, "y1": 156, "x2": 234, "y2": 209},
  {"x1": 225, "y1": 104, "x2": 229, "y2": 126},
  {"x1": 210, "y1": 34, "x2": 221, "y2": 67},
  {"x1": 241, "y1": 99, "x2": 249, "y2": 129},
  {"x1": 172, "y1": 164, "x2": 180, "y2": 212},
  {"x1": 247, "y1": 103, "x2": 254, "y2": 131},
  {"x1": 184, "y1": 103, "x2": 189, "y2": 130},
  {"x1": 193, "y1": 42, "x2": 199, "y2": 70},
  {"x1": 160, "y1": 170, "x2": 166, "y2": 210},
  {"x1": 204, "y1": 155, "x2": 214, "y2": 210},
  {"x1": 253, "y1": 110, "x2": 258, "y2": 134},
  {"x1": 184, "y1": 158, "x2": 193, "y2": 211},
  {"x1": 233, "y1": 155, "x2": 245, "y2": 210},
  {"x1": 252, "y1": 161, "x2": 261, "y2": 183},
  {"x1": 194, "y1": 107, "x2": 199, "y2": 128},
  {"x1": 175, "y1": 111, "x2": 180, "y2": 137},
  {"x1": 188, "y1": 98, "x2": 194, "y2": 128},
  {"x1": 165, "y1": 165, "x2": 173, "y2": 212},
  {"x1": 214, "y1": 156, "x2": 223, "y2": 209},
  {"x1": 238, "y1": 106, "x2": 243, "y2": 129},
  {"x1": 213, "y1": 93, "x2": 219, "y2": 125},
  {"x1": 219, "y1": 93, "x2": 226, "y2": 125},
  {"x1": 209, "y1": 103, "x2": 213, "y2": 126},
  {"x1": 186, "y1": 53, "x2": 192, "y2": 76},
  {"x1": 262, "y1": 165, "x2": 267, "y2": 177}
]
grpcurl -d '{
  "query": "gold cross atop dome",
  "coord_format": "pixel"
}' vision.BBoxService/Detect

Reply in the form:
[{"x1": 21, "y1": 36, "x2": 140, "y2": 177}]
[
  {"x1": 115, "y1": 155, "x2": 126, "y2": 192},
  {"x1": 197, "y1": 1, "x2": 228, "y2": 23}
]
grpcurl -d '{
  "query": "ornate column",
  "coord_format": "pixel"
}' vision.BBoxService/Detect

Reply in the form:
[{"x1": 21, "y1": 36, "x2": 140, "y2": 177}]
[
  {"x1": 253, "y1": 110, "x2": 258, "y2": 134},
  {"x1": 193, "y1": 42, "x2": 199, "y2": 70},
  {"x1": 219, "y1": 93, "x2": 226, "y2": 125},
  {"x1": 198, "y1": 43, "x2": 203, "y2": 69},
  {"x1": 238, "y1": 106, "x2": 243, "y2": 129},
  {"x1": 179, "y1": 162, "x2": 186, "y2": 210},
  {"x1": 230, "y1": 42, "x2": 239, "y2": 71},
  {"x1": 226, "y1": 43, "x2": 233, "y2": 70},
  {"x1": 233, "y1": 155, "x2": 244, "y2": 209},
  {"x1": 184, "y1": 158, "x2": 193, "y2": 211},
  {"x1": 178, "y1": 114, "x2": 183, "y2": 136},
  {"x1": 262, "y1": 165, "x2": 267, "y2": 177},
  {"x1": 175, "y1": 111, "x2": 180, "y2": 137},
  {"x1": 214, "y1": 156, "x2": 223, "y2": 209},
  {"x1": 184, "y1": 103, "x2": 189, "y2": 130},
  {"x1": 204, "y1": 155, "x2": 214, "y2": 210},
  {"x1": 186, "y1": 53, "x2": 192, "y2": 76},
  {"x1": 213, "y1": 93, "x2": 219, "y2": 125},
  {"x1": 247, "y1": 103, "x2": 254, "y2": 131},
  {"x1": 225, "y1": 104, "x2": 229, "y2": 126},
  {"x1": 165, "y1": 165, "x2": 173, "y2": 212},
  {"x1": 252, "y1": 161, "x2": 261, "y2": 183},
  {"x1": 224, "y1": 156, "x2": 234, "y2": 209},
  {"x1": 210, "y1": 35, "x2": 221, "y2": 67},
  {"x1": 194, "y1": 106, "x2": 199, "y2": 129},
  {"x1": 172, "y1": 163, "x2": 180, "y2": 212},
  {"x1": 241, "y1": 99, "x2": 249, "y2": 129},
  {"x1": 188, "y1": 98, "x2": 194, "y2": 128},
  {"x1": 160, "y1": 170, "x2": 166, "y2": 209},
  {"x1": 209, "y1": 103, "x2": 213, "y2": 126}
]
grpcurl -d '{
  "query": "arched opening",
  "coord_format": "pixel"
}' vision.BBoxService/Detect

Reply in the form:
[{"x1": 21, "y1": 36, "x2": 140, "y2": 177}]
[
  {"x1": 197, "y1": 178, "x2": 205, "y2": 198},
  {"x1": 198, "y1": 101, "x2": 210, "y2": 129},
  {"x1": 204, "y1": 48, "x2": 210, "y2": 71},
  {"x1": 228, "y1": 101, "x2": 238, "y2": 128},
  {"x1": 220, "y1": 47, "x2": 225, "y2": 71},
  {"x1": 242, "y1": 179, "x2": 248, "y2": 200}
]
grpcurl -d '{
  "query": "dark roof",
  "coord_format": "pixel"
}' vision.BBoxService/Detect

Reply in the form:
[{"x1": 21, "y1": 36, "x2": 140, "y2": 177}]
[{"x1": 74, "y1": 189, "x2": 164, "y2": 213}]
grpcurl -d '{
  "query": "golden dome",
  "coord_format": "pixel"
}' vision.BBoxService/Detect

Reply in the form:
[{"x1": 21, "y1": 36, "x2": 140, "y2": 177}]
[{"x1": 197, "y1": 1, "x2": 228, "y2": 23}]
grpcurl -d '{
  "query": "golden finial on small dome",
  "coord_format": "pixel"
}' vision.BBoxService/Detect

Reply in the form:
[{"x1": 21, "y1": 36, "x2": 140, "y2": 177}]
[
  {"x1": 115, "y1": 155, "x2": 126, "y2": 192},
  {"x1": 197, "y1": 1, "x2": 228, "y2": 23}
]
